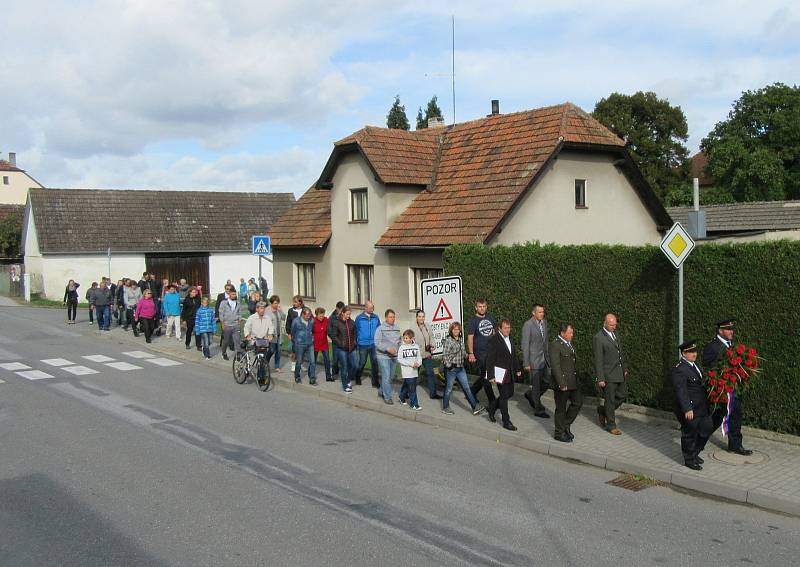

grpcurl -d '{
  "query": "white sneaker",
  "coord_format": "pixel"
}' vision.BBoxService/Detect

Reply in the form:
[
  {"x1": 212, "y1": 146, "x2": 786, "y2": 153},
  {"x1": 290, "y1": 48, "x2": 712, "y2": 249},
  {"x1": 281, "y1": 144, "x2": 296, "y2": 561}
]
[{"x1": 291, "y1": 362, "x2": 296, "y2": 372}]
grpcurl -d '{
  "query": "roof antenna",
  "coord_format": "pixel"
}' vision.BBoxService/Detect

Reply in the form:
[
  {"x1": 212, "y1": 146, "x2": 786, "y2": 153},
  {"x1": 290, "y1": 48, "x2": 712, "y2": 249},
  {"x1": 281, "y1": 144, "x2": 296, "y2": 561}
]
[{"x1": 451, "y1": 15, "x2": 456, "y2": 125}]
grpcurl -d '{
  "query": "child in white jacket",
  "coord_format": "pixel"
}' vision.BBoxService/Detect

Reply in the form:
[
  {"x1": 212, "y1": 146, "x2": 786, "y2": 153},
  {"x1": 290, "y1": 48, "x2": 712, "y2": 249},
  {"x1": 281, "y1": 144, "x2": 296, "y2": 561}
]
[{"x1": 397, "y1": 329, "x2": 422, "y2": 410}]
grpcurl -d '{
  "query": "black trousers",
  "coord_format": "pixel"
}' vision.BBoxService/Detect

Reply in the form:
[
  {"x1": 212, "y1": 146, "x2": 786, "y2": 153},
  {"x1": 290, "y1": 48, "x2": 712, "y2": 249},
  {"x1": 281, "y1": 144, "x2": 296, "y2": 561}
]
[
  {"x1": 184, "y1": 319, "x2": 201, "y2": 347},
  {"x1": 554, "y1": 388, "x2": 583, "y2": 438},
  {"x1": 676, "y1": 411, "x2": 712, "y2": 464},
  {"x1": 88, "y1": 306, "x2": 94, "y2": 323},
  {"x1": 712, "y1": 396, "x2": 744, "y2": 450},
  {"x1": 140, "y1": 317, "x2": 156, "y2": 342},
  {"x1": 528, "y1": 367, "x2": 549, "y2": 411},
  {"x1": 66, "y1": 300, "x2": 77, "y2": 321},
  {"x1": 469, "y1": 357, "x2": 497, "y2": 406},
  {"x1": 598, "y1": 380, "x2": 627, "y2": 430},
  {"x1": 491, "y1": 380, "x2": 515, "y2": 424}
]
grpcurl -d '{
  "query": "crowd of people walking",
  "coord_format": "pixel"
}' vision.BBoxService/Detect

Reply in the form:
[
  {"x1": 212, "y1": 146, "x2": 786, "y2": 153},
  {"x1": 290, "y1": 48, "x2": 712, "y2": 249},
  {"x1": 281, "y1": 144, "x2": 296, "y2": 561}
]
[{"x1": 63, "y1": 275, "x2": 745, "y2": 470}]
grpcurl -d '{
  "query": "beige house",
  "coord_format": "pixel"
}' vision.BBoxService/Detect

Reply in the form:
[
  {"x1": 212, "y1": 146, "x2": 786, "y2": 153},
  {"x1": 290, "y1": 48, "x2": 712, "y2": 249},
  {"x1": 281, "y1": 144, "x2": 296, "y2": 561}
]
[
  {"x1": 269, "y1": 103, "x2": 671, "y2": 327},
  {"x1": 0, "y1": 153, "x2": 43, "y2": 205}
]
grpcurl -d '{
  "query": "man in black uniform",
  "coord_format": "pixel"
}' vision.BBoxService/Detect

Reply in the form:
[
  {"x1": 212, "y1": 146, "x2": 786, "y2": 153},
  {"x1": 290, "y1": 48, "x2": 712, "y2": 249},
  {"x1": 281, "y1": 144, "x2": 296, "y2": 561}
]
[
  {"x1": 671, "y1": 340, "x2": 713, "y2": 470},
  {"x1": 703, "y1": 319, "x2": 752, "y2": 456}
]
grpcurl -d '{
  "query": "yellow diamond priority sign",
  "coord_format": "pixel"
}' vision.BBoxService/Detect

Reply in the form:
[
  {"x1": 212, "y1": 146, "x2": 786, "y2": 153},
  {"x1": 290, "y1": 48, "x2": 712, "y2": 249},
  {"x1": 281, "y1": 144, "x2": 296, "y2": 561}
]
[{"x1": 660, "y1": 222, "x2": 695, "y2": 269}]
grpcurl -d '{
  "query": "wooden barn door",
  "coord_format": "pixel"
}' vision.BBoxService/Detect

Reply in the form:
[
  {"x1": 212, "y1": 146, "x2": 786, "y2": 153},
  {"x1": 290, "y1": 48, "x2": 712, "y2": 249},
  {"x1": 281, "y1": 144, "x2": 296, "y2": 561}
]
[{"x1": 145, "y1": 253, "x2": 209, "y2": 294}]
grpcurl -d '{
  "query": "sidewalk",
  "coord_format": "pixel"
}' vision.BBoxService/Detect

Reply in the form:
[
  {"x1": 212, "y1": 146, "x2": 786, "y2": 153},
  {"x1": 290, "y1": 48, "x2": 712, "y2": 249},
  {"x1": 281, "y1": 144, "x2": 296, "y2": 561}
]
[{"x1": 96, "y1": 323, "x2": 800, "y2": 517}]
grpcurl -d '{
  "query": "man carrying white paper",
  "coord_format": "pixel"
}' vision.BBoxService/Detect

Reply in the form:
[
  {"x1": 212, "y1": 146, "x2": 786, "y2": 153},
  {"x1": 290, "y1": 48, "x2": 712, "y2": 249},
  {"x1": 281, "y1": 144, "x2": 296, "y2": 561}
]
[{"x1": 485, "y1": 319, "x2": 522, "y2": 430}]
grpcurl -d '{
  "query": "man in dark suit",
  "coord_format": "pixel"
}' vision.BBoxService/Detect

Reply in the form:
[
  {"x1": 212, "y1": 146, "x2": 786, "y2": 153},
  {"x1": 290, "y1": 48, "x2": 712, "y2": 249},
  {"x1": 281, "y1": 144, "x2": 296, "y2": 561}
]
[
  {"x1": 485, "y1": 319, "x2": 522, "y2": 431},
  {"x1": 521, "y1": 304, "x2": 550, "y2": 418},
  {"x1": 703, "y1": 318, "x2": 752, "y2": 456},
  {"x1": 549, "y1": 323, "x2": 582, "y2": 442},
  {"x1": 593, "y1": 313, "x2": 628, "y2": 435},
  {"x1": 672, "y1": 339, "x2": 713, "y2": 470}
]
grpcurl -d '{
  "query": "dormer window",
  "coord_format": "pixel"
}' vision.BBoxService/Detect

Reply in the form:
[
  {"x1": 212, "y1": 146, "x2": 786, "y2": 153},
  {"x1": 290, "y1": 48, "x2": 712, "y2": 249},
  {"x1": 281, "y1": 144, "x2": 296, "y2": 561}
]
[{"x1": 350, "y1": 188, "x2": 368, "y2": 222}]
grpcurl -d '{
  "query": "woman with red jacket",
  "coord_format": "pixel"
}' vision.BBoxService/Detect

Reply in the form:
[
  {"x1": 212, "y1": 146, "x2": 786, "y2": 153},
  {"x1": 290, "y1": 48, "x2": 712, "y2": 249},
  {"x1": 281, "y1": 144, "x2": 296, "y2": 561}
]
[
  {"x1": 312, "y1": 307, "x2": 333, "y2": 382},
  {"x1": 135, "y1": 290, "x2": 158, "y2": 343}
]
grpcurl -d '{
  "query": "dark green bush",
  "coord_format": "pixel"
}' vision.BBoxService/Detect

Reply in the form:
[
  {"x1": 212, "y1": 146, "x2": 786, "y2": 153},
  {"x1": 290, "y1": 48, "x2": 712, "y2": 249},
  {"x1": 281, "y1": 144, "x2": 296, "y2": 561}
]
[{"x1": 443, "y1": 240, "x2": 800, "y2": 434}]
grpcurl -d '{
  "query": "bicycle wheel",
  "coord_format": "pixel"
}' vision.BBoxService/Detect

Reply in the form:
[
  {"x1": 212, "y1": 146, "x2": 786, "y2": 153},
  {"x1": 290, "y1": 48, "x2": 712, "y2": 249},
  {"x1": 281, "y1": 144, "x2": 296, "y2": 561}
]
[
  {"x1": 257, "y1": 355, "x2": 272, "y2": 392},
  {"x1": 232, "y1": 351, "x2": 248, "y2": 384}
]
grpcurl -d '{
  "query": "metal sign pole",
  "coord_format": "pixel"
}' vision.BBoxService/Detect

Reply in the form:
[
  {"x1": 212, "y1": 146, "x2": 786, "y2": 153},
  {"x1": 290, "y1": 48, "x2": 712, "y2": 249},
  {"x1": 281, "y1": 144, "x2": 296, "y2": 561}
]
[
  {"x1": 678, "y1": 263, "x2": 684, "y2": 356},
  {"x1": 259, "y1": 256, "x2": 262, "y2": 282}
]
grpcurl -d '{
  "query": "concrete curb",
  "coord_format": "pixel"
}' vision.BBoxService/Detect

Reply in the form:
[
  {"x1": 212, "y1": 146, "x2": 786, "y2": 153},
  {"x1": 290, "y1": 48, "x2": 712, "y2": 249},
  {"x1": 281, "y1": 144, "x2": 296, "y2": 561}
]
[{"x1": 94, "y1": 329, "x2": 800, "y2": 518}]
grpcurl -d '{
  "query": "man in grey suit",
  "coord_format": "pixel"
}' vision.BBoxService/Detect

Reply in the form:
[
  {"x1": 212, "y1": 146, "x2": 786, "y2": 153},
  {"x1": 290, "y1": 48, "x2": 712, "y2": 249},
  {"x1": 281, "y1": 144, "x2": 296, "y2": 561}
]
[
  {"x1": 521, "y1": 304, "x2": 550, "y2": 418},
  {"x1": 593, "y1": 313, "x2": 628, "y2": 435}
]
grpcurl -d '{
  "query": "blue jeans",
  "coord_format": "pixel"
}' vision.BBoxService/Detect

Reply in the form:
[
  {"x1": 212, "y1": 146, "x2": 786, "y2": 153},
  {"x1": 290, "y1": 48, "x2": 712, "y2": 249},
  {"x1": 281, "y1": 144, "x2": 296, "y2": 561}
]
[
  {"x1": 356, "y1": 345, "x2": 380, "y2": 386},
  {"x1": 294, "y1": 343, "x2": 316, "y2": 383},
  {"x1": 200, "y1": 332, "x2": 213, "y2": 358},
  {"x1": 377, "y1": 357, "x2": 397, "y2": 401},
  {"x1": 315, "y1": 349, "x2": 332, "y2": 380},
  {"x1": 399, "y1": 377, "x2": 419, "y2": 407},
  {"x1": 444, "y1": 367, "x2": 479, "y2": 410},
  {"x1": 96, "y1": 305, "x2": 110, "y2": 330},
  {"x1": 336, "y1": 349, "x2": 358, "y2": 390},
  {"x1": 266, "y1": 342, "x2": 281, "y2": 369},
  {"x1": 421, "y1": 357, "x2": 438, "y2": 397}
]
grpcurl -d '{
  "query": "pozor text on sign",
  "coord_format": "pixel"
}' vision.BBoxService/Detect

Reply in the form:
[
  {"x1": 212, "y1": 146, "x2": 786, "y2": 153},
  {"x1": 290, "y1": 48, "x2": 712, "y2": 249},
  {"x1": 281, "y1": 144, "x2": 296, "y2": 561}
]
[{"x1": 420, "y1": 276, "x2": 463, "y2": 355}]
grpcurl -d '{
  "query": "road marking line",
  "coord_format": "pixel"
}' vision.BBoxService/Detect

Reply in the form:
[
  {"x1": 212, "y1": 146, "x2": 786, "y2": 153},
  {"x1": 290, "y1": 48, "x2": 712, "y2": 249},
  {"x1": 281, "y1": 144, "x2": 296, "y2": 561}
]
[
  {"x1": 0, "y1": 362, "x2": 31, "y2": 371},
  {"x1": 83, "y1": 355, "x2": 116, "y2": 363},
  {"x1": 144, "y1": 357, "x2": 182, "y2": 367},
  {"x1": 61, "y1": 365, "x2": 100, "y2": 376},
  {"x1": 16, "y1": 370, "x2": 54, "y2": 380},
  {"x1": 105, "y1": 362, "x2": 142, "y2": 371},
  {"x1": 0, "y1": 378, "x2": 5, "y2": 384},
  {"x1": 41, "y1": 358, "x2": 74, "y2": 367},
  {"x1": 122, "y1": 351, "x2": 155, "y2": 359}
]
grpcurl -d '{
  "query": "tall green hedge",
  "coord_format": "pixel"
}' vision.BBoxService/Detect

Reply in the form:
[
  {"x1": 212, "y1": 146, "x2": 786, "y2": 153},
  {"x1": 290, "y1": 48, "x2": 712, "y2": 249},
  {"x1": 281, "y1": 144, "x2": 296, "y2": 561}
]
[{"x1": 443, "y1": 241, "x2": 800, "y2": 434}]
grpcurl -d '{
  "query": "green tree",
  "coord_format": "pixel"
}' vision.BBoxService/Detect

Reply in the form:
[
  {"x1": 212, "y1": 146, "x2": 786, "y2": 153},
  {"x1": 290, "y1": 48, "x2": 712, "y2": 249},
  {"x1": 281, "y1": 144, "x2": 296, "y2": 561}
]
[
  {"x1": 416, "y1": 95, "x2": 444, "y2": 129},
  {"x1": 701, "y1": 82, "x2": 800, "y2": 201},
  {"x1": 664, "y1": 186, "x2": 735, "y2": 207},
  {"x1": 593, "y1": 91, "x2": 690, "y2": 200},
  {"x1": 0, "y1": 210, "x2": 22, "y2": 258},
  {"x1": 415, "y1": 107, "x2": 425, "y2": 130},
  {"x1": 386, "y1": 95, "x2": 410, "y2": 130}
]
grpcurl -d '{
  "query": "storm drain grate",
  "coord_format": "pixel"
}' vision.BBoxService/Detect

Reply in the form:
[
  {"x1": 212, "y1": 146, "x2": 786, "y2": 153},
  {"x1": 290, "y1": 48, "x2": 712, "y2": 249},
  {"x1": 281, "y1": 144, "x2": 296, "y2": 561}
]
[{"x1": 606, "y1": 474, "x2": 663, "y2": 491}]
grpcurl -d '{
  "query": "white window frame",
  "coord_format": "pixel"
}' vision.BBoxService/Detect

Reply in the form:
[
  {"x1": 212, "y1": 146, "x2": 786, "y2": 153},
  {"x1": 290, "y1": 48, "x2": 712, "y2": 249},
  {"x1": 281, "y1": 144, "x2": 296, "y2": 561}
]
[
  {"x1": 575, "y1": 179, "x2": 587, "y2": 208},
  {"x1": 350, "y1": 188, "x2": 368, "y2": 222},
  {"x1": 346, "y1": 264, "x2": 373, "y2": 306},
  {"x1": 295, "y1": 263, "x2": 316, "y2": 300},
  {"x1": 409, "y1": 267, "x2": 444, "y2": 310}
]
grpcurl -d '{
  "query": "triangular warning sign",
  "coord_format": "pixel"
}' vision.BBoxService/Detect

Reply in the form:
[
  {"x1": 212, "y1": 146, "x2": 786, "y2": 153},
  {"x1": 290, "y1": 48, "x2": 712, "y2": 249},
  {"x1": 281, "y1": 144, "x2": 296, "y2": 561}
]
[
  {"x1": 255, "y1": 239, "x2": 268, "y2": 253},
  {"x1": 432, "y1": 297, "x2": 453, "y2": 322}
]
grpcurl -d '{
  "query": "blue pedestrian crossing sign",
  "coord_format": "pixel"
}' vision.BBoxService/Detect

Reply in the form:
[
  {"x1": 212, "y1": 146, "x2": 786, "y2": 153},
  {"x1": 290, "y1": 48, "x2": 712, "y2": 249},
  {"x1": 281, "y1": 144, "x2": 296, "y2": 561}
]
[{"x1": 251, "y1": 235, "x2": 271, "y2": 256}]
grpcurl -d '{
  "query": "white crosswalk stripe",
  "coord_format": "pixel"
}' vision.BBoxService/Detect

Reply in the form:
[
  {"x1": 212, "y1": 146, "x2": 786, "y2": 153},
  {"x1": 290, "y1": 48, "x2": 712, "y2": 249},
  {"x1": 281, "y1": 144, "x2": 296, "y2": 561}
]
[
  {"x1": 0, "y1": 378, "x2": 5, "y2": 384},
  {"x1": 122, "y1": 351, "x2": 155, "y2": 359},
  {"x1": 41, "y1": 358, "x2": 74, "y2": 367},
  {"x1": 83, "y1": 355, "x2": 116, "y2": 363},
  {"x1": 145, "y1": 357, "x2": 183, "y2": 367},
  {"x1": 105, "y1": 362, "x2": 142, "y2": 371},
  {"x1": 0, "y1": 362, "x2": 31, "y2": 371},
  {"x1": 62, "y1": 365, "x2": 100, "y2": 376},
  {"x1": 16, "y1": 370, "x2": 53, "y2": 380}
]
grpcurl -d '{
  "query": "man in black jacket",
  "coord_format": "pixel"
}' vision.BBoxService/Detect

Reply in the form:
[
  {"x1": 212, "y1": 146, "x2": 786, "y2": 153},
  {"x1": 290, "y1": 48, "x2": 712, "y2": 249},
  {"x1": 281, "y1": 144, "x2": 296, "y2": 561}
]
[
  {"x1": 703, "y1": 319, "x2": 752, "y2": 456},
  {"x1": 672, "y1": 339, "x2": 713, "y2": 470},
  {"x1": 485, "y1": 319, "x2": 521, "y2": 431}
]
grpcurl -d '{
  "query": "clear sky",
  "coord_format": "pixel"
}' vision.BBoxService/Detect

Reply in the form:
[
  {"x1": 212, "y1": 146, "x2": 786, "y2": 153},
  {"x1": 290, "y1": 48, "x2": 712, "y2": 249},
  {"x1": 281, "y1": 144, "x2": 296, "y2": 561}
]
[{"x1": 3, "y1": 1, "x2": 798, "y2": 195}]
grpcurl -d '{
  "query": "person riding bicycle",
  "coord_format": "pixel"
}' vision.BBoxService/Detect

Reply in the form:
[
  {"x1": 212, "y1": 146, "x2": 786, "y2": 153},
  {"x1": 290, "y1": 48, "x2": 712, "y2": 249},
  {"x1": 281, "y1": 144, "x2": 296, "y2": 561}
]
[{"x1": 243, "y1": 301, "x2": 276, "y2": 383}]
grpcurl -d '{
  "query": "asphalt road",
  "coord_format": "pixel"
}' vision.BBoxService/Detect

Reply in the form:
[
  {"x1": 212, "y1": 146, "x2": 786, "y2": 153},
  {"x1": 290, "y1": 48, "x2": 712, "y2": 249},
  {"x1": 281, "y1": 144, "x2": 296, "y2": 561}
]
[{"x1": 1, "y1": 305, "x2": 799, "y2": 566}]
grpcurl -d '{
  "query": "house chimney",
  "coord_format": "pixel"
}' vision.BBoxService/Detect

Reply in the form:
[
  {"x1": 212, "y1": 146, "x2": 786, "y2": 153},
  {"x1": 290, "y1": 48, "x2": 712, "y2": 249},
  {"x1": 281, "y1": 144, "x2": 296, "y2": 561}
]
[
  {"x1": 8, "y1": 152, "x2": 16, "y2": 167},
  {"x1": 491, "y1": 99, "x2": 500, "y2": 115},
  {"x1": 427, "y1": 116, "x2": 446, "y2": 128}
]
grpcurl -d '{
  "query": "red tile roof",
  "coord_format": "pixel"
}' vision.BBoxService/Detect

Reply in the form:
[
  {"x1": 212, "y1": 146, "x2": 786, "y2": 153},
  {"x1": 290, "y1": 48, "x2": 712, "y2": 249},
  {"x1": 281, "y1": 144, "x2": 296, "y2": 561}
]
[
  {"x1": 274, "y1": 103, "x2": 660, "y2": 249},
  {"x1": 377, "y1": 103, "x2": 624, "y2": 247},
  {"x1": 331, "y1": 126, "x2": 442, "y2": 186},
  {"x1": 0, "y1": 160, "x2": 22, "y2": 172},
  {"x1": 269, "y1": 187, "x2": 331, "y2": 247},
  {"x1": 689, "y1": 151, "x2": 714, "y2": 187}
]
